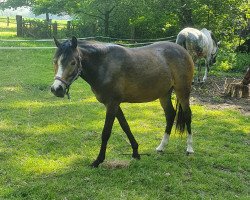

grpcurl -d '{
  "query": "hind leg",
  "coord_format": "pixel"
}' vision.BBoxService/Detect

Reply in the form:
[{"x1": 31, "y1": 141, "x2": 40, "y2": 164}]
[
  {"x1": 175, "y1": 88, "x2": 194, "y2": 155},
  {"x1": 183, "y1": 105, "x2": 194, "y2": 154},
  {"x1": 156, "y1": 90, "x2": 176, "y2": 152}
]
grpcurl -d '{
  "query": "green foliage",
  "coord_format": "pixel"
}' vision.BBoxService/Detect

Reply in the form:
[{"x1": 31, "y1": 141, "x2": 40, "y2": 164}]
[
  {"x1": 214, "y1": 46, "x2": 250, "y2": 73},
  {"x1": 0, "y1": 0, "x2": 31, "y2": 9},
  {"x1": 1, "y1": 0, "x2": 248, "y2": 45}
]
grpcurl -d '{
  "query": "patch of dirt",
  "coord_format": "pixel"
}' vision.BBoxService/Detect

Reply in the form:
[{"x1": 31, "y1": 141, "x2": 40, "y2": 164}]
[
  {"x1": 102, "y1": 160, "x2": 130, "y2": 169},
  {"x1": 190, "y1": 76, "x2": 250, "y2": 116}
]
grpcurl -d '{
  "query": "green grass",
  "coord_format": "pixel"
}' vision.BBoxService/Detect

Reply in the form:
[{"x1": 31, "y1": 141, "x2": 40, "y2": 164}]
[
  {"x1": 0, "y1": 36, "x2": 249, "y2": 199},
  {"x1": 0, "y1": 16, "x2": 68, "y2": 40},
  {"x1": 0, "y1": 17, "x2": 17, "y2": 39}
]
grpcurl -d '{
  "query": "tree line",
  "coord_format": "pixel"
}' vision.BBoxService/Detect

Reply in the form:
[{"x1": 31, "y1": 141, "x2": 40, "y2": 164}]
[{"x1": 0, "y1": 0, "x2": 249, "y2": 42}]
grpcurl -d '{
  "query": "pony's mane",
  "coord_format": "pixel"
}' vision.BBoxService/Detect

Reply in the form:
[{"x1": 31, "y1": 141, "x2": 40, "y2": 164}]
[
  {"x1": 78, "y1": 40, "x2": 119, "y2": 54},
  {"x1": 54, "y1": 39, "x2": 120, "y2": 61}
]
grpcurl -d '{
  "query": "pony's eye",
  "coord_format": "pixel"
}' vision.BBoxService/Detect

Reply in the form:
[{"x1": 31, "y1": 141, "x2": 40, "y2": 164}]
[{"x1": 71, "y1": 61, "x2": 76, "y2": 66}]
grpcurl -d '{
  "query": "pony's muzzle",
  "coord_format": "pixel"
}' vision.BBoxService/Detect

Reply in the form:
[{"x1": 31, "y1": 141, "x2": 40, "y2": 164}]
[{"x1": 51, "y1": 84, "x2": 65, "y2": 98}]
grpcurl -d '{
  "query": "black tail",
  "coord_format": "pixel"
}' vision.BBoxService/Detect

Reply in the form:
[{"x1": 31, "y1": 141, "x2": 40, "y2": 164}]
[{"x1": 175, "y1": 103, "x2": 185, "y2": 133}]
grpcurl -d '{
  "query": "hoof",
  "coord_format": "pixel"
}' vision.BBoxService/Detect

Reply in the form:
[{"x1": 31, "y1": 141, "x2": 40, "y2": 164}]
[
  {"x1": 90, "y1": 160, "x2": 101, "y2": 168},
  {"x1": 198, "y1": 80, "x2": 205, "y2": 85},
  {"x1": 186, "y1": 151, "x2": 194, "y2": 156},
  {"x1": 156, "y1": 146, "x2": 164, "y2": 152},
  {"x1": 132, "y1": 153, "x2": 141, "y2": 160}
]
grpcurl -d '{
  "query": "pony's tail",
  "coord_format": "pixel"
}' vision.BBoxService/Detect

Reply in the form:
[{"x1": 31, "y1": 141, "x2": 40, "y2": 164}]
[
  {"x1": 176, "y1": 34, "x2": 187, "y2": 50},
  {"x1": 175, "y1": 102, "x2": 186, "y2": 134}
]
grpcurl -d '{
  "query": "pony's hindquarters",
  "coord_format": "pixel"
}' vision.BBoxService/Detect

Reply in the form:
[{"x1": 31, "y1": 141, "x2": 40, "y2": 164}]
[
  {"x1": 158, "y1": 43, "x2": 194, "y2": 154},
  {"x1": 174, "y1": 47, "x2": 194, "y2": 154}
]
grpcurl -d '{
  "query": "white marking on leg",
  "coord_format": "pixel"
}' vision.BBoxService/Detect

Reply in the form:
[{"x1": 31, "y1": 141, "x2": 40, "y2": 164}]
[
  {"x1": 202, "y1": 58, "x2": 210, "y2": 82},
  {"x1": 156, "y1": 133, "x2": 170, "y2": 152},
  {"x1": 186, "y1": 134, "x2": 194, "y2": 153},
  {"x1": 203, "y1": 66, "x2": 208, "y2": 82}
]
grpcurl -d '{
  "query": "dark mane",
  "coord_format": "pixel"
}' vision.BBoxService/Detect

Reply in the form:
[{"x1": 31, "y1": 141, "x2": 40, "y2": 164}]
[
  {"x1": 54, "y1": 39, "x2": 121, "y2": 60},
  {"x1": 77, "y1": 40, "x2": 120, "y2": 54}
]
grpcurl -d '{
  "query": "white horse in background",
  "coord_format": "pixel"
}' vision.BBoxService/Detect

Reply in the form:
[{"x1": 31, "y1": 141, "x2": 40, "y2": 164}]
[{"x1": 176, "y1": 27, "x2": 219, "y2": 82}]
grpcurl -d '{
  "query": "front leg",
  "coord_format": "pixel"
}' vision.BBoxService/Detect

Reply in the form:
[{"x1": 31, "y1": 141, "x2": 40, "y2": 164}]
[
  {"x1": 91, "y1": 103, "x2": 119, "y2": 168},
  {"x1": 116, "y1": 106, "x2": 140, "y2": 159}
]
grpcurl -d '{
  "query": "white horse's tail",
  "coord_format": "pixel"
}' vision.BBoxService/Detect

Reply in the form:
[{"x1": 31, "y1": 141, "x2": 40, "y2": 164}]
[{"x1": 176, "y1": 34, "x2": 187, "y2": 50}]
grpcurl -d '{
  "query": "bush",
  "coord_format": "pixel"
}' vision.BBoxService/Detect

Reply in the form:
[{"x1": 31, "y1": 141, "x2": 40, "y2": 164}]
[{"x1": 214, "y1": 47, "x2": 249, "y2": 73}]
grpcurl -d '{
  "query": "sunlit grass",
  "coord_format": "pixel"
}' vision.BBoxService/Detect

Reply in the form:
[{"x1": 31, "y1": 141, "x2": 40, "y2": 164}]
[
  {"x1": 19, "y1": 154, "x2": 81, "y2": 174},
  {"x1": 0, "y1": 18, "x2": 17, "y2": 39},
  {"x1": 0, "y1": 31, "x2": 16, "y2": 37},
  {"x1": 0, "y1": 40, "x2": 249, "y2": 199}
]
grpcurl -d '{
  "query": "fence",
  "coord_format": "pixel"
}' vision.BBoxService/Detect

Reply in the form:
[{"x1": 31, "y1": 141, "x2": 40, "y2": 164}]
[
  {"x1": 0, "y1": 15, "x2": 69, "y2": 38},
  {"x1": 1, "y1": 15, "x2": 177, "y2": 42},
  {"x1": 0, "y1": 15, "x2": 177, "y2": 48},
  {"x1": 0, "y1": 17, "x2": 16, "y2": 27},
  {"x1": 15, "y1": 15, "x2": 68, "y2": 38},
  {"x1": 0, "y1": 35, "x2": 177, "y2": 50}
]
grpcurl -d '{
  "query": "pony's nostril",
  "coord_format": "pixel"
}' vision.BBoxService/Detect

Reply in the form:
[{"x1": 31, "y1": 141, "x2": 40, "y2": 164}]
[
  {"x1": 57, "y1": 85, "x2": 64, "y2": 93},
  {"x1": 51, "y1": 85, "x2": 65, "y2": 98},
  {"x1": 51, "y1": 86, "x2": 55, "y2": 93}
]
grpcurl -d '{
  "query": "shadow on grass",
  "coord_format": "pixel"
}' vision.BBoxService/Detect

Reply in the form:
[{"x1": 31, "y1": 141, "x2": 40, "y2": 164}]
[{"x1": 0, "y1": 83, "x2": 249, "y2": 199}]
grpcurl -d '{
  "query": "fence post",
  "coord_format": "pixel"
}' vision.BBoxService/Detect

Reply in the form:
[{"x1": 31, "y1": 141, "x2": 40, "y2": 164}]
[
  {"x1": 7, "y1": 17, "x2": 10, "y2": 27},
  {"x1": 16, "y1": 15, "x2": 23, "y2": 37},
  {"x1": 53, "y1": 22, "x2": 58, "y2": 37}
]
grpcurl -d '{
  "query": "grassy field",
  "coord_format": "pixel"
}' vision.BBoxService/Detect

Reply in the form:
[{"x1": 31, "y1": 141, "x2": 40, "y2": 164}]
[{"x1": 0, "y1": 29, "x2": 249, "y2": 199}]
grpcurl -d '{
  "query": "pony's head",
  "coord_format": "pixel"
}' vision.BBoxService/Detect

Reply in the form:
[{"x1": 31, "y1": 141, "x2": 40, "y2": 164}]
[{"x1": 51, "y1": 36, "x2": 82, "y2": 98}]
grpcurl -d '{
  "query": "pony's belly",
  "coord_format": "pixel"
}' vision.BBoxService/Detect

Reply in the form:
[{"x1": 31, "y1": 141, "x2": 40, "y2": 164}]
[
  {"x1": 122, "y1": 95, "x2": 158, "y2": 103},
  {"x1": 121, "y1": 87, "x2": 170, "y2": 103},
  {"x1": 119, "y1": 76, "x2": 173, "y2": 103}
]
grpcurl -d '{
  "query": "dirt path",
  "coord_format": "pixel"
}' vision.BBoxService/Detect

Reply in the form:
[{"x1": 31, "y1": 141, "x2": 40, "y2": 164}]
[{"x1": 190, "y1": 76, "x2": 250, "y2": 116}]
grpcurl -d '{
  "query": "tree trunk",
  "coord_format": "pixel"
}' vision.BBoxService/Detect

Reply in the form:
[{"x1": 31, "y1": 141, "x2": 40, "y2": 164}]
[
  {"x1": 46, "y1": 12, "x2": 50, "y2": 22},
  {"x1": 224, "y1": 68, "x2": 250, "y2": 98}
]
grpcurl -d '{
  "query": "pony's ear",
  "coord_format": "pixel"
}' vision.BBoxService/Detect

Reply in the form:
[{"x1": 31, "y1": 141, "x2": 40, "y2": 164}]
[
  {"x1": 71, "y1": 36, "x2": 78, "y2": 49},
  {"x1": 53, "y1": 36, "x2": 61, "y2": 47}
]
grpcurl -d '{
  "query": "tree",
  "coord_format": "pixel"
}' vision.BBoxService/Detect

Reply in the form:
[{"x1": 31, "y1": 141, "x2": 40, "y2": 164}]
[
  {"x1": 0, "y1": 0, "x2": 31, "y2": 9},
  {"x1": 1, "y1": 0, "x2": 248, "y2": 41},
  {"x1": 74, "y1": 0, "x2": 118, "y2": 36},
  {"x1": 0, "y1": 0, "x2": 67, "y2": 21}
]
